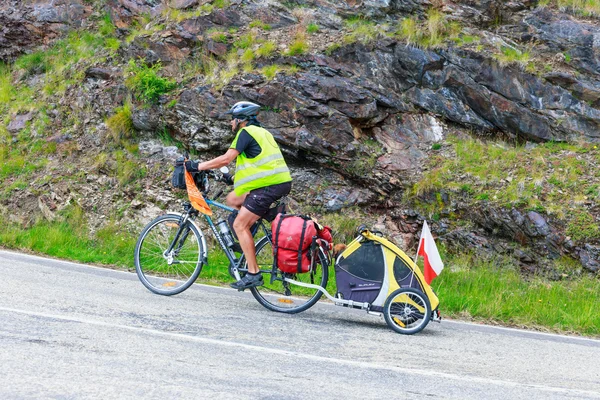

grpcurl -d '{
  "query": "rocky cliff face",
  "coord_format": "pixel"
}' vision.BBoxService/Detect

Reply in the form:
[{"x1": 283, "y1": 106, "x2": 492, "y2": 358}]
[{"x1": 2, "y1": 0, "x2": 600, "y2": 277}]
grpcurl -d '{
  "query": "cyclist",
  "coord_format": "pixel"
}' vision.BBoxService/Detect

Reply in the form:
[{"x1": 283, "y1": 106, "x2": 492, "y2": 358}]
[{"x1": 187, "y1": 101, "x2": 292, "y2": 290}]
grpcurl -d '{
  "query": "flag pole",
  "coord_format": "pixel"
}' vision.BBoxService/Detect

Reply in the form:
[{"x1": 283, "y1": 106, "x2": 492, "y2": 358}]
[{"x1": 410, "y1": 221, "x2": 426, "y2": 288}]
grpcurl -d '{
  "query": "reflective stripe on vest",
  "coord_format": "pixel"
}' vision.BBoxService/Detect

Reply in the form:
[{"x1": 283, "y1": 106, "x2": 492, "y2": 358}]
[
  {"x1": 235, "y1": 153, "x2": 285, "y2": 172},
  {"x1": 233, "y1": 125, "x2": 292, "y2": 196}
]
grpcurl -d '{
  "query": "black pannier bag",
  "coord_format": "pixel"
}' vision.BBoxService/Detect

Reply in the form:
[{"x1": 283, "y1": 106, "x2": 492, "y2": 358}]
[{"x1": 171, "y1": 157, "x2": 186, "y2": 189}]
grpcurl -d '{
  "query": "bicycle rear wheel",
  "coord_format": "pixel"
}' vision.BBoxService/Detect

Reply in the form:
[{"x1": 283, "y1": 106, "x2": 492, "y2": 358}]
[
  {"x1": 134, "y1": 214, "x2": 205, "y2": 295},
  {"x1": 246, "y1": 237, "x2": 329, "y2": 314}
]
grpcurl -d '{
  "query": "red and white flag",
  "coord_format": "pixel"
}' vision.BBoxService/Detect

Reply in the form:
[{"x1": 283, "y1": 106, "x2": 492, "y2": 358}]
[{"x1": 415, "y1": 221, "x2": 444, "y2": 284}]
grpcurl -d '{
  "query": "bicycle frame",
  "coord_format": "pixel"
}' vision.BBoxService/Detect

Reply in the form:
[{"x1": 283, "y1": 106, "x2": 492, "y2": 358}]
[{"x1": 173, "y1": 197, "x2": 273, "y2": 281}]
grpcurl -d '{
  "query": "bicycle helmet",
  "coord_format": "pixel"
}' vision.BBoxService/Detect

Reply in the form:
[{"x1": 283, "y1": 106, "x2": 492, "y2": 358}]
[{"x1": 226, "y1": 101, "x2": 261, "y2": 120}]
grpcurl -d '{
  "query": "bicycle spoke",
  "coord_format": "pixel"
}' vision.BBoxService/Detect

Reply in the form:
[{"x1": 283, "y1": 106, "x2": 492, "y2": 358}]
[{"x1": 135, "y1": 216, "x2": 204, "y2": 295}]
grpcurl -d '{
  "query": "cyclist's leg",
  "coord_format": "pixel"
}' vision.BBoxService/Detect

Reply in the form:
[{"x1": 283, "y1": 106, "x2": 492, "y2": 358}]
[
  {"x1": 226, "y1": 191, "x2": 246, "y2": 209},
  {"x1": 233, "y1": 207, "x2": 261, "y2": 273},
  {"x1": 234, "y1": 182, "x2": 292, "y2": 274}
]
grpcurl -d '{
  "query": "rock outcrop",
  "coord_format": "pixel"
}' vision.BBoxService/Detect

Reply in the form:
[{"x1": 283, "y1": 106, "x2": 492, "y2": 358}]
[{"x1": 3, "y1": 0, "x2": 600, "y2": 277}]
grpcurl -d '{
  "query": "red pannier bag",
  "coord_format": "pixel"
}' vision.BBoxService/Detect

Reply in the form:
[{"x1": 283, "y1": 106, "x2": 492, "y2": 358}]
[{"x1": 272, "y1": 214, "x2": 317, "y2": 273}]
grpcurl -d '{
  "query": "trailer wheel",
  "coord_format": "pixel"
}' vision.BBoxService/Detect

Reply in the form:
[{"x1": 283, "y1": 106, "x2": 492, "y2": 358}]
[{"x1": 383, "y1": 288, "x2": 431, "y2": 335}]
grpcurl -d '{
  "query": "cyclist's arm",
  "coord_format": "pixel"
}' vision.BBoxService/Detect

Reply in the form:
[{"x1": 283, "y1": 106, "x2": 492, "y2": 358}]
[{"x1": 196, "y1": 148, "x2": 239, "y2": 170}]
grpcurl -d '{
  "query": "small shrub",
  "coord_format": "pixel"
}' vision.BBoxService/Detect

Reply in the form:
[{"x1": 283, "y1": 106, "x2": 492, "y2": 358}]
[
  {"x1": 426, "y1": 8, "x2": 445, "y2": 47},
  {"x1": 397, "y1": 10, "x2": 462, "y2": 49},
  {"x1": 432, "y1": 143, "x2": 442, "y2": 150},
  {"x1": 125, "y1": 59, "x2": 177, "y2": 103},
  {"x1": 564, "y1": 52, "x2": 572, "y2": 63},
  {"x1": 256, "y1": 41, "x2": 277, "y2": 58},
  {"x1": 115, "y1": 150, "x2": 146, "y2": 186},
  {"x1": 306, "y1": 23, "x2": 319, "y2": 34},
  {"x1": 106, "y1": 103, "x2": 134, "y2": 141}
]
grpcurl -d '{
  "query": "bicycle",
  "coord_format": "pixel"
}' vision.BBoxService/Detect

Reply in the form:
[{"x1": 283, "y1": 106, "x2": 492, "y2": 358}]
[{"x1": 133, "y1": 165, "x2": 330, "y2": 314}]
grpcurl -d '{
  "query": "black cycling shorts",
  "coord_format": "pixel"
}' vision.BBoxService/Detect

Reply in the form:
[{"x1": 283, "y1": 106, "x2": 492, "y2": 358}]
[{"x1": 243, "y1": 181, "x2": 292, "y2": 218}]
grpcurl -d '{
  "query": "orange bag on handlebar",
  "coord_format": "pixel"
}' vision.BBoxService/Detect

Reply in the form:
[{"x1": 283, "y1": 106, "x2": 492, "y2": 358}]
[{"x1": 272, "y1": 214, "x2": 317, "y2": 273}]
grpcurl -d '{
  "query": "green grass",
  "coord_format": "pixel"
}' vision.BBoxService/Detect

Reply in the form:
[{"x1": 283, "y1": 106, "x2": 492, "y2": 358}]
[
  {"x1": 306, "y1": 23, "x2": 319, "y2": 34},
  {"x1": 0, "y1": 206, "x2": 136, "y2": 268},
  {"x1": 494, "y1": 46, "x2": 531, "y2": 67},
  {"x1": 343, "y1": 17, "x2": 379, "y2": 44},
  {"x1": 256, "y1": 41, "x2": 277, "y2": 58},
  {"x1": 99, "y1": 12, "x2": 116, "y2": 36},
  {"x1": 410, "y1": 137, "x2": 600, "y2": 235},
  {"x1": 261, "y1": 65, "x2": 280, "y2": 80},
  {"x1": 241, "y1": 49, "x2": 254, "y2": 63},
  {"x1": 433, "y1": 253, "x2": 600, "y2": 336},
  {"x1": 249, "y1": 20, "x2": 271, "y2": 30},
  {"x1": 106, "y1": 102, "x2": 134, "y2": 141},
  {"x1": 208, "y1": 30, "x2": 228, "y2": 43},
  {"x1": 11, "y1": 30, "x2": 118, "y2": 98},
  {"x1": 539, "y1": 0, "x2": 600, "y2": 16},
  {"x1": 286, "y1": 35, "x2": 309, "y2": 56},
  {"x1": 115, "y1": 150, "x2": 146, "y2": 186},
  {"x1": 125, "y1": 60, "x2": 177, "y2": 104},
  {"x1": 233, "y1": 33, "x2": 256, "y2": 49},
  {"x1": 0, "y1": 63, "x2": 14, "y2": 109},
  {"x1": 3, "y1": 207, "x2": 597, "y2": 336},
  {"x1": 396, "y1": 9, "x2": 462, "y2": 49}
]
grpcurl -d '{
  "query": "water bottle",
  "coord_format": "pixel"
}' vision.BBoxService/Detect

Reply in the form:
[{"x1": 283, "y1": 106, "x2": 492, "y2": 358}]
[{"x1": 216, "y1": 219, "x2": 235, "y2": 248}]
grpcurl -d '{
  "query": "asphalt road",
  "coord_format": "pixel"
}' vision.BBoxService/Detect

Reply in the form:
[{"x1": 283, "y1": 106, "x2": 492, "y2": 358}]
[{"x1": 1, "y1": 250, "x2": 599, "y2": 400}]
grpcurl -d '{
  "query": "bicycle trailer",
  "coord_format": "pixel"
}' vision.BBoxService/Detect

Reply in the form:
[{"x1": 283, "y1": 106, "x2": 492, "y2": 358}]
[{"x1": 334, "y1": 229, "x2": 441, "y2": 334}]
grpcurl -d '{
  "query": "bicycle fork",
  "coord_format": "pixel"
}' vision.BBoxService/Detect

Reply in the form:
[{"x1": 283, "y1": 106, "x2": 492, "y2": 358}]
[{"x1": 163, "y1": 212, "x2": 193, "y2": 265}]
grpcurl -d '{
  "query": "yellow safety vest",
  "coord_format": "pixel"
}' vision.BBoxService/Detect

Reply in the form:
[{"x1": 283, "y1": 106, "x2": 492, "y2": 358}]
[{"x1": 230, "y1": 125, "x2": 292, "y2": 196}]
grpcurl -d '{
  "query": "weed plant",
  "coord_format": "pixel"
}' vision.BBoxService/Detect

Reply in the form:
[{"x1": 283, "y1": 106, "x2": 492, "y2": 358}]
[{"x1": 125, "y1": 60, "x2": 176, "y2": 104}]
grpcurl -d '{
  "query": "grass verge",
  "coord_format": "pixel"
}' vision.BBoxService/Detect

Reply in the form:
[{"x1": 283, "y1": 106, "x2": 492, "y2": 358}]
[
  {"x1": 433, "y1": 253, "x2": 600, "y2": 336},
  {"x1": 1, "y1": 211, "x2": 598, "y2": 336}
]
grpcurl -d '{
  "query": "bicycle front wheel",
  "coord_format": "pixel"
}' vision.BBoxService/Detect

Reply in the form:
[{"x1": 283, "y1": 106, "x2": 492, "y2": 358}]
[
  {"x1": 247, "y1": 237, "x2": 329, "y2": 314},
  {"x1": 134, "y1": 214, "x2": 205, "y2": 296}
]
